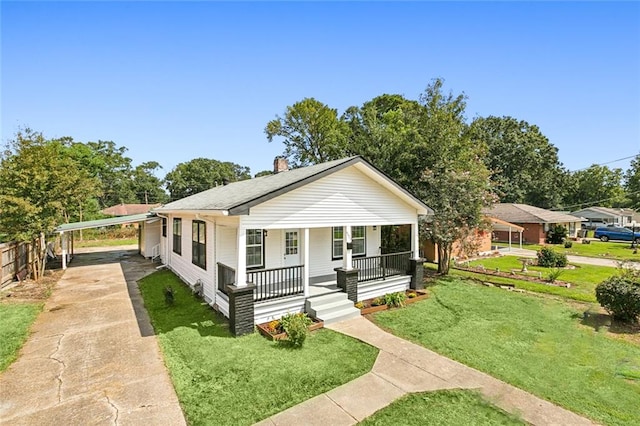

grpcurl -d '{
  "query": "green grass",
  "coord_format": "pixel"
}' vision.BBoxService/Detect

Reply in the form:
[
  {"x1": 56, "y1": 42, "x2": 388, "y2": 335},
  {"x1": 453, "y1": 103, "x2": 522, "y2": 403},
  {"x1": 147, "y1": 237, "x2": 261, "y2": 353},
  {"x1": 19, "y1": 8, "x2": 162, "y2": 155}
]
[
  {"x1": 0, "y1": 303, "x2": 42, "y2": 372},
  {"x1": 426, "y1": 263, "x2": 599, "y2": 302},
  {"x1": 371, "y1": 278, "x2": 640, "y2": 426},
  {"x1": 360, "y1": 389, "x2": 525, "y2": 425},
  {"x1": 138, "y1": 270, "x2": 378, "y2": 425},
  {"x1": 74, "y1": 238, "x2": 138, "y2": 248},
  {"x1": 464, "y1": 256, "x2": 616, "y2": 302},
  {"x1": 498, "y1": 241, "x2": 640, "y2": 262}
]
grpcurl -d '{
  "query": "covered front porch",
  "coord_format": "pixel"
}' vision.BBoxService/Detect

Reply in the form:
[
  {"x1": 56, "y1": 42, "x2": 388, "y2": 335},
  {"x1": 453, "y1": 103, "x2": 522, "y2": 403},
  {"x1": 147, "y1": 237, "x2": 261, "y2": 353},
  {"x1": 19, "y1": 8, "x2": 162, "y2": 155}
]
[{"x1": 213, "y1": 223, "x2": 424, "y2": 332}]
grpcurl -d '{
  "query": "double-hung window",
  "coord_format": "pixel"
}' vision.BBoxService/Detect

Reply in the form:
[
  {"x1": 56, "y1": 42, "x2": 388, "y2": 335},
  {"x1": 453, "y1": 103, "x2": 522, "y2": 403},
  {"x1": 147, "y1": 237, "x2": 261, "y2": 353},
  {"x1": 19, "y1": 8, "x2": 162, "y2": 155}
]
[
  {"x1": 173, "y1": 218, "x2": 182, "y2": 255},
  {"x1": 162, "y1": 218, "x2": 167, "y2": 237},
  {"x1": 332, "y1": 226, "x2": 366, "y2": 259},
  {"x1": 192, "y1": 221, "x2": 206, "y2": 269},
  {"x1": 246, "y1": 229, "x2": 264, "y2": 269}
]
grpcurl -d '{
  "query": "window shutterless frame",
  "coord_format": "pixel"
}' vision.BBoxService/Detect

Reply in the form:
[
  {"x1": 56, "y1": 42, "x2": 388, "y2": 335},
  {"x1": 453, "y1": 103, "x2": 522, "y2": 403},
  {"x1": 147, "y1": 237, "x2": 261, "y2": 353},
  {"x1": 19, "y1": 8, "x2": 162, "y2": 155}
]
[
  {"x1": 192, "y1": 220, "x2": 206, "y2": 269},
  {"x1": 332, "y1": 226, "x2": 366, "y2": 260},
  {"x1": 246, "y1": 229, "x2": 264, "y2": 269},
  {"x1": 172, "y1": 218, "x2": 182, "y2": 255}
]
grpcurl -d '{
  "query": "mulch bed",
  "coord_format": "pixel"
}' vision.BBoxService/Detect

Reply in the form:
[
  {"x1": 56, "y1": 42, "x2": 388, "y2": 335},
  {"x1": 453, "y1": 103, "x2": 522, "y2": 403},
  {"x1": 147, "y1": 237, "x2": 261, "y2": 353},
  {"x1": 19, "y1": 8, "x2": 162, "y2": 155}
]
[
  {"x1": 454, "y1": 265, "x2": 572, "y2": 288},
  {"x1": 358, "y1": 289, "x2": 429, "y2": 315},
  {"x1": 257, "y1": 317, "x2": 324, "y2": 341}
]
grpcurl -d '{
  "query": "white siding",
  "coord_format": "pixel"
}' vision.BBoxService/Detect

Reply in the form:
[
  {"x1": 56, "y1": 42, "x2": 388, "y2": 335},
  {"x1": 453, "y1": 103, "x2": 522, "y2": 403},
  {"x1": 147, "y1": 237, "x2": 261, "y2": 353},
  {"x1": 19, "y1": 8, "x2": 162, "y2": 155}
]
[
  {"x1": 308, "y1": 226, "x2": 380, "y2": 279},
  {"x1": 243, "y1": 167, "x2": 418, "y2": 229},
  {"x1": 254, "y1": 296, "x2": 306, "y2": 324},
  {"x1": 141, "y1": 220, "x2": 161, "y2": 258},
  {"x1": 164, "y1": 213, "x2": 216, "y2": 303},
  {"x1": 216, "y1": 224, "x2": 237, "y2": 269}
]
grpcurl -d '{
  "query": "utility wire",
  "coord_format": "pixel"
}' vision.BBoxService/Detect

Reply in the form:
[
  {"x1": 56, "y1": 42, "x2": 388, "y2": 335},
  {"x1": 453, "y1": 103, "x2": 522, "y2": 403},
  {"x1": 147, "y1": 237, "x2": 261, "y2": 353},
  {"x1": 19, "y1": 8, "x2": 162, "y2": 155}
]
[
  {"x1": 551, "y1": 190, "x2": 640, "y2": 211},
  {"x1": 569, "y1": 154, "x2": 638, "y2": 172}
]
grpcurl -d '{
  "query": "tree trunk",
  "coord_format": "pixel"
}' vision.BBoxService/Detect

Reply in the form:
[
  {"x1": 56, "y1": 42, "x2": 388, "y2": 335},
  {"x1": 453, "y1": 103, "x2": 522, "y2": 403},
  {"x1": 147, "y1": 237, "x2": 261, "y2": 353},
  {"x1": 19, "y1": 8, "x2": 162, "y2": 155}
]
[{"x1": 437, "y1": 241, "x2": 453, "y2": 275}]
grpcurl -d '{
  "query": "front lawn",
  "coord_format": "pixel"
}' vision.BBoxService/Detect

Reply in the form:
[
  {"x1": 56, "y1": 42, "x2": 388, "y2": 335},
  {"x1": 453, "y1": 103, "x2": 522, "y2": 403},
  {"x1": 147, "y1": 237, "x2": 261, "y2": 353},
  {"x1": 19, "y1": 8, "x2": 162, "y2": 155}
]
[
  {"x1": 465, "y1": 255, "x2": 616, "y2": 301},
  {"x1": 139, "y1": 270, "x2": 378, "y2": 426},
  {"x1": 371, "y1": 278, "x2": 640, "y2": 426},
  {"x1": 498, "y1": 241, "x2": 640, "y2": 262},
  {"x1": 0, "y1": 303, "x2": 42, "y2": 372},
  {"x1": 360, "y1": 390, "x2": 524, "y2": 425}
]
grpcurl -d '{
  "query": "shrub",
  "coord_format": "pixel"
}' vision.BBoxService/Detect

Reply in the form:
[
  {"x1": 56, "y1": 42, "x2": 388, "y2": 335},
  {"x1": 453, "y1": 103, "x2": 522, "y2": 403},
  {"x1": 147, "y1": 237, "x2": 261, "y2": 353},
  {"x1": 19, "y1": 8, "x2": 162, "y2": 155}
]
[
  {"x1": 354, "y1": 302, "x2": 364, "y2": 309},
  {"x1": 164, "y1": 286, "x2": 175, "y2": 306},
  {"x1": 384, "y1": 292, "x2": 407, "y2": 308},
  {"x1": 407, "y1": 291, "x2": 417, "y2": 299},
  {"x1": 280, "y1": 313, "x2": 313, "y2": 347},
  {"x1": 546, "y1": 225, "x2": 568, "y2": 244},
  {"x1": 595, "y1": 272, "x2": 640, "y2": 323},
  {"x1": 546, "y1": 268, "x2": 564, "y2": 283},
  {"x1": 564, "y1": 240, "x2": 573, "y2": 248},
  {"x1": 537, "y1": 247, "x2": 567, "y2": 268},
  {"x1": 371, "y1": 297, "x2": 385, "y2": 307}
]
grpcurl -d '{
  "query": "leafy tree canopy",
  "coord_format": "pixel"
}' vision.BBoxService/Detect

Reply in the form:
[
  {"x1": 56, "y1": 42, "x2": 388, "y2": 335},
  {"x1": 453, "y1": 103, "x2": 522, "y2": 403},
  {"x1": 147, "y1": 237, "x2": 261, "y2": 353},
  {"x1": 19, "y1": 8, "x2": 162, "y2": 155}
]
[
  {"x1": 164, "y1": 158, "x2": 251, "y2": 200},
  {"x1": 564, "y1": 164, "x2": 625, "y2": 209},
  {"x1": 265, "y1": 97, "x2": 348, "y2": 168},
  {"x1": 624, "y1": 154, "x2": 640, "y2": 209},
  {"x1": 469, "y1": 116, "x2": 566, "y2": 209}
]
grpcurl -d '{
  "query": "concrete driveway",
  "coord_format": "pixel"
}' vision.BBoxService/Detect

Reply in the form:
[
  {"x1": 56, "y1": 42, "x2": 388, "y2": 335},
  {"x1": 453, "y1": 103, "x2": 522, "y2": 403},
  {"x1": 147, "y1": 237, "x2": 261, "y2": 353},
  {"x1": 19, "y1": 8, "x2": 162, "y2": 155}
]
[{"x1": 0, "y1": 248, "x2": 186, "y2": 425}]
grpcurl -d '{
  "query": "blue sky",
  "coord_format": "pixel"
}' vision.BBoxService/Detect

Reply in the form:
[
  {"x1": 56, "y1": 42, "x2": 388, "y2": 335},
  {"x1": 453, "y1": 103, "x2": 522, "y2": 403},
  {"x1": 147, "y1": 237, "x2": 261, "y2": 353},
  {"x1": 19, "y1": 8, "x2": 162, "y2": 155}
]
[{"x1": 2, "y1": 1, "x2": 639, "y2": 177}]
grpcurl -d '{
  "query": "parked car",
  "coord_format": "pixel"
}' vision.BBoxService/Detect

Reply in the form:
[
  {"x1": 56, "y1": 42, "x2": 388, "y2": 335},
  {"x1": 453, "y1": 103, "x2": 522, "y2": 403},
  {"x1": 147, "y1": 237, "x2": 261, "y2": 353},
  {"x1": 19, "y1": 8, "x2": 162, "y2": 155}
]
[{"x1": 594, "y1": 226, "x2": 640, "y2": 242}]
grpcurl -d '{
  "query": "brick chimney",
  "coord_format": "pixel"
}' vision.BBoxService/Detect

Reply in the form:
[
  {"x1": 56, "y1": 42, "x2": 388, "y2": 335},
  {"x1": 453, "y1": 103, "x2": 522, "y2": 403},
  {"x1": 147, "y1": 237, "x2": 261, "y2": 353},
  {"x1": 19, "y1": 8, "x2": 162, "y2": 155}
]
[{"x1": 273, "y1": 157, "x2": 289, "y2": 174}]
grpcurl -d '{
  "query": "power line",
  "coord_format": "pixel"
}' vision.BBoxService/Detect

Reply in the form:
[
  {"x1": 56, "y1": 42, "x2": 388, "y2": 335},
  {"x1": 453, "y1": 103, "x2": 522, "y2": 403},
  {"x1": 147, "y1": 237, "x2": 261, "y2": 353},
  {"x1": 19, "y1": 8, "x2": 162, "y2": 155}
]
[
  {"x1": 569, "y1": 154, "x2": 638, "y2": 172},
  {"x1": 551, "y1": 190, "x2": 640, "y2": 211}
]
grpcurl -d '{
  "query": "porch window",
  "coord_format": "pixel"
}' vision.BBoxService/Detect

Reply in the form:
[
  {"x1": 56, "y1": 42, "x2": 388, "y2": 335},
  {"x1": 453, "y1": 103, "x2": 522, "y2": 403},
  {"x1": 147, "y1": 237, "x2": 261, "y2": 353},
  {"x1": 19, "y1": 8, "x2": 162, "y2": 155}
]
[
  {"x1": 162, "y1": 218, "x2": 167, "y2": 237},
  {"x1": 192, "y1": 220, "x2": 206, "y2": 269},
  {"x1": 246, "y1": 229, "x2": 264, "y2": 269},
  {"x1": 332, "y1": 226, "x2": 366, "y2": 259},
  {"x1": 173, "y1": 218, "x2": 182, "y2": 255}
]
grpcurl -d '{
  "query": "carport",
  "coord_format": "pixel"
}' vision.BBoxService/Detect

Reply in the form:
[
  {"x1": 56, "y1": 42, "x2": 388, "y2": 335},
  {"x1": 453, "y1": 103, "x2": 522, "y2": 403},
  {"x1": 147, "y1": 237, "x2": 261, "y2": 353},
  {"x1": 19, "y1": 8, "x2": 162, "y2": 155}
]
[
  {"x1": 55, "y1": 213, "x2": 158, "y2": 269},
  {"x1": 490, "y1": 216, "x2": 524, "y2": 250}
]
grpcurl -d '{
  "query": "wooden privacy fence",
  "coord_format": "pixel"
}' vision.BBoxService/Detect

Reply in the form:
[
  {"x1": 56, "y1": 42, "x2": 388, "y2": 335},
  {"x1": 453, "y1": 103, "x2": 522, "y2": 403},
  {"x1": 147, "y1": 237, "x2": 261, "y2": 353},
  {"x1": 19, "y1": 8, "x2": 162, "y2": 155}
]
[{"x1": 0, "y1": 239, "x2": 40, "y2": 286}]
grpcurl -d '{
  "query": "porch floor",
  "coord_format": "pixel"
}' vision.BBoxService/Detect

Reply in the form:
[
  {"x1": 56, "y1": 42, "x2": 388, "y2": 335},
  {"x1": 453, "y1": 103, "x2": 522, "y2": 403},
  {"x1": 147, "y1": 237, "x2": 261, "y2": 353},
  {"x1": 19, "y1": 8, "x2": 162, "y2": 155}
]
[{"x1": 309, "y1": 281, "x2": 340, "y2": 297}]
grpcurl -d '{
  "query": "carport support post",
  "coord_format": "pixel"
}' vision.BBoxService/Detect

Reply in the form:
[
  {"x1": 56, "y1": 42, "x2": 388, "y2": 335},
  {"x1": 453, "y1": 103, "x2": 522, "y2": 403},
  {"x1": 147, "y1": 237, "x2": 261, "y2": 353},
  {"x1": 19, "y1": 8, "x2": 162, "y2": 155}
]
[{"x1": 60, "y1": 232, "x2": 67, "y2": 270}]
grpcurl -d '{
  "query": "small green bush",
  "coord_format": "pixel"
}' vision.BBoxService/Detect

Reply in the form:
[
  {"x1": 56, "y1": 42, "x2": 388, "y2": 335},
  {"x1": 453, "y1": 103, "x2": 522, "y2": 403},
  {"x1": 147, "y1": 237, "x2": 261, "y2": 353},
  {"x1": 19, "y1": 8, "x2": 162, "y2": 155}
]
[
  {"x1": 546, "y1": 268, "x2": 564, "y2": 283},
  {"x1": 280, "y1": 313, "x2": 313, "y2": 347},
  {"x1": 546, "y1": 225, "x2": 568, "y2": 244},
  {"x1": 537, "y1": 247, "x2": 567, "y2": 268},
  {"x1": 164, "y1": 286, "x2": 175, "y2": 306},
  {"x1": 596, "y1": 271, "x2": 640, "y2": 323},
  {"x1": 384, "y1": 292, "x2": 407, "y2": 308},
  {"x1": 371, "y1": 297, "x2": 385, "y2": 307},
  {"x1": 564, "y1": 240, "x2": 573, "y2": 248}
]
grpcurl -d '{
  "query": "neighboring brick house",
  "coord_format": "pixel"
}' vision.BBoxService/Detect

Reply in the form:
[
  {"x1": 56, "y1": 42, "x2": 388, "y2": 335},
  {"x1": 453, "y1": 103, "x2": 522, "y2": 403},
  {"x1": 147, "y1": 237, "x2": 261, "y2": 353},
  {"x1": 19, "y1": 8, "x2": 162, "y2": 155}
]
[{"x1": 484, "y1": 204, "x2": 583, "y2": 245}]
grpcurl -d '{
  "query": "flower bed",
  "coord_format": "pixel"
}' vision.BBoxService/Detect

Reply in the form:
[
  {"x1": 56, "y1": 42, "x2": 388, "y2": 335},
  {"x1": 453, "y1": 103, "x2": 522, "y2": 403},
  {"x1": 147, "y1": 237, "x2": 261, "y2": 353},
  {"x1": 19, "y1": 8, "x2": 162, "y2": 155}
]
[
  {"x1": 453, "y1": 265, "x2": 571, "y2": 288},
  {"x1": 257, "y1": 315, "x2": 324, "y2": 341},
  {"x1": 356, "y1": 289, "x2": 429, "y2": 315}
]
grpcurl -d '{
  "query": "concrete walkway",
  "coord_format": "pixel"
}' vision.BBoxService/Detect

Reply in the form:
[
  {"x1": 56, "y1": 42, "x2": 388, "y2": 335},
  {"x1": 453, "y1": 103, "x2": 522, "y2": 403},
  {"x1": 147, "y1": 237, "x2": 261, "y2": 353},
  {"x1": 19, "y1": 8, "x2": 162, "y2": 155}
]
[
  {"x1": 0, "y1": 248, "x2": 186, "y2": 425},
  {"x1": 256, "y1": 317, "x2": 594, "y2": 426}
]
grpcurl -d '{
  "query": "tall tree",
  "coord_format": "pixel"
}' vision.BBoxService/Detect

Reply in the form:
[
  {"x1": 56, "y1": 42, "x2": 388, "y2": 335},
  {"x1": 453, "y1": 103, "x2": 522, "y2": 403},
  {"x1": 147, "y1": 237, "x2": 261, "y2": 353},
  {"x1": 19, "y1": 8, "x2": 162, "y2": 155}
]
[
  {"x1": 624, "y1": 155, "x2": 640, "y2": 209},
  {"x1": 0, "y1": 129, "x2": 100, "y2": 277},
  {"x1": 469, "y1": 116, "x2": 566, "y2": 208},
  {"x1": 265, "y1": 97, "x2": 348, "y2": 168},
  {"x1": 66, "y1": 140, "x2": 136, "y2": 207},
  {"x1": 564, "y1": 165, "x2": 625, "y2": 209},
  {"x1": 413, "y1": 80, "x2": 494, "y2": 274},
  {"x1": 164, "y1": 158, "x2": 251, "y2": 200},
  {"x1": 131, "y1": 161, "x2": 168, "y2": 204}
]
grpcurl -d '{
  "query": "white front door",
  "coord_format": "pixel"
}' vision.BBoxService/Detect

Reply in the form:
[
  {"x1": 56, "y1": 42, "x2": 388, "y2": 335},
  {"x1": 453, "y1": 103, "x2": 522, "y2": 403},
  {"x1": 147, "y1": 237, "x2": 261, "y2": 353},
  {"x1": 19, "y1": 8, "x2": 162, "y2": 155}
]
[{"x1": 283, "y1": 229, "x2": 301, "y2": 267}]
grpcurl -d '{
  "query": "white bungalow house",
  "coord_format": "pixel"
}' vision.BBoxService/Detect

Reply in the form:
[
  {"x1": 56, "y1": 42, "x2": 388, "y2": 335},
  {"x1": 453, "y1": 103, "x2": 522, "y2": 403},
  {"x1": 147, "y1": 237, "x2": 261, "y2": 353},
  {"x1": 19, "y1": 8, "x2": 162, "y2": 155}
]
[{"x1": 153, "y1": 156, "x2": 432, "y2": 335}]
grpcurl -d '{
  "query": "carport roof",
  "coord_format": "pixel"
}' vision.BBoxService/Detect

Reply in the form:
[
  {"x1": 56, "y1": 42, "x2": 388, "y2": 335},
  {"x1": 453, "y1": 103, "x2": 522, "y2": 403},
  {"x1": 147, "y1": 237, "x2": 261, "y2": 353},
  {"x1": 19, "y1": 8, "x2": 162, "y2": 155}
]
[{"x1": 55, "y1": 213, "x2": 155, "y2": 232}]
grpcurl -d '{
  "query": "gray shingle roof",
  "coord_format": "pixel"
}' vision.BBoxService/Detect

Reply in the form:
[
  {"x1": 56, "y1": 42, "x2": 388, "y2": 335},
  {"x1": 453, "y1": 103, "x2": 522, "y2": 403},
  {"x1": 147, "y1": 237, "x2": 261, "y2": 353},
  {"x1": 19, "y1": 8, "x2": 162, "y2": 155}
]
[
  {"x1": 484, "y1": 204, "x2": 582, "y2": 224},
  {"x1": 155, "y1": 156, "x2": 431, "y2": 215}
]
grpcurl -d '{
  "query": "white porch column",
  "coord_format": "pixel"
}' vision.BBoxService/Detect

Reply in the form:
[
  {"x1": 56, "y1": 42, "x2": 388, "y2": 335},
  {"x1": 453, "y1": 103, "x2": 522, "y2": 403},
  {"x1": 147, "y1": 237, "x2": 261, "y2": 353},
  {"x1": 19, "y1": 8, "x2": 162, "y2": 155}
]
[
  {"x1": 509, "y1": 227, "x2": 512, "y2": 251},
  {"x1": 411, "y1": 221, "x2": 420, "y2": 259},
  {"x1": 343, "y1": 225, "x2": 353, "y2": 270},
  {"x1": 236, "y1": 226, "x2": 247, "y2": 287},
  {"x1": 519, "y1": 230, "x2": 523, "y2": 249},
  {"x1": 303, "y1": 228, "x2": 310, "y2": 297},
  {"x1": 61, "y1": 232, "x2": 67, "y2": 270}
]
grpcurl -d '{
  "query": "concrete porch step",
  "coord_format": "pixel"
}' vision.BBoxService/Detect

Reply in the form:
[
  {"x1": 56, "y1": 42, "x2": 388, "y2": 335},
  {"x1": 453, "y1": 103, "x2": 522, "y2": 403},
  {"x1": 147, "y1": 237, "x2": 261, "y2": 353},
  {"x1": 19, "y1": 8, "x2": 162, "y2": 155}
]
[{"x1": 305, "y1": 291, "x2": 360, "y2": 325}]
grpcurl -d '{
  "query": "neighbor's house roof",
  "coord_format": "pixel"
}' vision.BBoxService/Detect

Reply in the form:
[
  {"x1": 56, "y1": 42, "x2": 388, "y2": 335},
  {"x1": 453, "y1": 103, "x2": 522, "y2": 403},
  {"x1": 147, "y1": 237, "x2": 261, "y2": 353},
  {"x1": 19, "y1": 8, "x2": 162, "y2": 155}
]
[
  {"x1": 102, "y1": 203, "x2": 161, "y2": 216},
  {"x1": 571, "y1": 206, "x2": 636, "y2": 220},
  {"x1": 484, "y1": 204, "x2": 582, "y2": 224},
  {"x1": 56, "y1": 213, "x2": 155, "y2": 233},
  {"x1": 155, "y1": 156, "x2": 433, "y2": 216}
]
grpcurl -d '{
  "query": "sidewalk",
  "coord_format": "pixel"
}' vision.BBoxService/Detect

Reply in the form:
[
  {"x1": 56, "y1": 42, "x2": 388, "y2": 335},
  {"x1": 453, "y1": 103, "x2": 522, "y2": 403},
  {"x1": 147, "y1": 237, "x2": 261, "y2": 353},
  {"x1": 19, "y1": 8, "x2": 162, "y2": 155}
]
[
  {"x1": 256, "y1": 317, "x2": 594, "y2": 426},
  {"x1": 0, "y1": 249, "x2": 186, "y2": 425}
]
